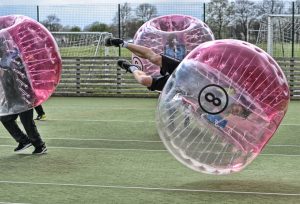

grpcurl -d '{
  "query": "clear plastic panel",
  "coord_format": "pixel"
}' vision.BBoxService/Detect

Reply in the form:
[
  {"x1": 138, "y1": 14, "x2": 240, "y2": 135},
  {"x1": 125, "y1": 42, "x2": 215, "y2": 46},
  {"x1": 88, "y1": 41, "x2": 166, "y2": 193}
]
[
  {"x1": 132, "y1": 14, "x2": 214, "y2": 76},
  {"x1": 0, "y1": 15, "x2": 61, "y2": 115}
]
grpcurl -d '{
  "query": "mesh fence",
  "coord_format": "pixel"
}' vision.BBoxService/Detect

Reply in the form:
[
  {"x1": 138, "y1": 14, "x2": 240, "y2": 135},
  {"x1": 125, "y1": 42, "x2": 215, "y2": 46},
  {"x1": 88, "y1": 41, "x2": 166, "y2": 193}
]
[
  {"x1": 0, "y1": 1, "x2": 299, "y2": 58},
  {"x1": 52, "y1": 32, "x2": 112, "y2": 57}
]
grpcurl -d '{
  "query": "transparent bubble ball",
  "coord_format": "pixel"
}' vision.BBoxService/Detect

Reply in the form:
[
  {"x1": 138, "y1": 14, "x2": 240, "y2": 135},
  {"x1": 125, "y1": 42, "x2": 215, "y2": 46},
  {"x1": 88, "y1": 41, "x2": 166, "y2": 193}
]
[
  {"x1": 0, "y1": 15, "x2": 62, "y2": 115},
  {"x1": 156, "y1": 39, "x2": 290, "y2": 175},
  {"x1": 132, "y1": 14, "x2": 214, "y2": 76}
]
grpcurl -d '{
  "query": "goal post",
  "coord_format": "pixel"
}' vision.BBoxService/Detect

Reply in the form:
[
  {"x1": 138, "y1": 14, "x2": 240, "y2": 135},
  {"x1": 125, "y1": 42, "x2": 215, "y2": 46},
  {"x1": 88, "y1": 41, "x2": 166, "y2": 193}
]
[
  {"x1": 266, "y1": 14, "x2": 300, "y2": 57},
  {"x1": 51, "y1": 32, "x2": 115, "y2": 57}
]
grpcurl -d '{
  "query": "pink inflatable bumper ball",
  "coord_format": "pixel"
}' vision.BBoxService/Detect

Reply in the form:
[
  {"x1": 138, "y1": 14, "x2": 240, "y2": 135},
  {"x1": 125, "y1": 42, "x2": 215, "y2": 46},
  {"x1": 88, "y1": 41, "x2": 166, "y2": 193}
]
[
  {"x1": 132, "y1": 14, "x2": 214, "y2": 76},
  {"x1": 0, "y1": 15, "x2": 62, "y2": 115},
  {"x1": 156, "y1": 39, "x2": 289, "y2": 174}
]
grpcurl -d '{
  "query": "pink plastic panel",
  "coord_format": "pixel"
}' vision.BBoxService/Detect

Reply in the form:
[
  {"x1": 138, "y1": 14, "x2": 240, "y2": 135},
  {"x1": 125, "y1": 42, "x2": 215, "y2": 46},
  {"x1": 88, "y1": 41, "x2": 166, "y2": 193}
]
[
  {"x1": 132, "y1": 14, "x2": 214, "y2": 76},
  {"x1": 156, "y1": 39, "x2": 289, "y2": 174},
  {"x1": 0, "y1": 15, "x2": 61, "y2": 115}
]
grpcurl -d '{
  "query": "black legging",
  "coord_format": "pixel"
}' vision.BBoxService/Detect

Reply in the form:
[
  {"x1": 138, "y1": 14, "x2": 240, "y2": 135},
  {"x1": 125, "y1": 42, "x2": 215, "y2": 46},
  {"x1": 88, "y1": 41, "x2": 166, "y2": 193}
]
[
  {"x1": 34, "y1": 105, "x2": 45, "y2": 116},
  {"x1": 1, "y1": 109, "x2": 44, "y2": 147}
]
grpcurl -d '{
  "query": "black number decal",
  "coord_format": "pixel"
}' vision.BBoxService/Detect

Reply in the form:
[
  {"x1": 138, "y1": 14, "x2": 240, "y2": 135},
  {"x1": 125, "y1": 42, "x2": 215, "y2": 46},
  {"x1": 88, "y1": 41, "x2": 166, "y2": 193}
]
[
  {"x1": 198, "y1": 84, "x2": 229, "y2": 115},
  {"x1": 204, "y1": 92, "x2": 221, "y2": 106}
]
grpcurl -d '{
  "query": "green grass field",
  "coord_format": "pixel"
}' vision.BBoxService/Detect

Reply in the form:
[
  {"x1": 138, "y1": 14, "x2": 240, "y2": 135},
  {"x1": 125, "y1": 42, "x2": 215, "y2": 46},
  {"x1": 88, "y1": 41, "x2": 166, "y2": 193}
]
[
  {"x1": 58, "y1": 43, "x2": 300, "y2": 58},
  {"x1": 0, "y1": 97, "x2": 299, "y2": 204},
  {"x1": 59, "y1": 46, "x2": 131, "y2": 57}
]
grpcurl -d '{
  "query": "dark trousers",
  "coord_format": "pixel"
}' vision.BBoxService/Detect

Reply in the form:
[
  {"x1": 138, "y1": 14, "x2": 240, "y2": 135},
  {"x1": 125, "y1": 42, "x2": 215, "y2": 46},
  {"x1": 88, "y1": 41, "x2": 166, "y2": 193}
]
[
  {"x1": 34, "y1": 105, "x2": 45, "y2": 116},
  {"x1": 1, "y1": 109, "x2": 44, "y2": 147}
]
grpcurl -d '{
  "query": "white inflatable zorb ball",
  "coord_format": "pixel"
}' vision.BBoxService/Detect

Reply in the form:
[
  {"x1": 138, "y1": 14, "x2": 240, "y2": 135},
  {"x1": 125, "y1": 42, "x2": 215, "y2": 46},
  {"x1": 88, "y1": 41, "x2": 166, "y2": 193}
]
[
  {"x1": 132, "y1": 14, "x2": 214, "y2": 76},
  {"x1": 156, "y1": 39, "x2": 290, "y2": 175}
]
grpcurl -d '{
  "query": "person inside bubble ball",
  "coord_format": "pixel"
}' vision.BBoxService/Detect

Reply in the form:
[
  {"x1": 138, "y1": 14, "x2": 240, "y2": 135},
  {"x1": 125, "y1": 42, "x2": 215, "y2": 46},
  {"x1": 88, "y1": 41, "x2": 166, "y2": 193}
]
[
  {"x1": 0, "y1": 40, "x2": 27, "y2": 110},
  {"x1": 105, "y1": 37, "x2": 190, "y2": 130},
  {"x1": 164, "y1": 34, "x2": 186, "y2": 61},
  {"x1": 205, "y1": 102, "x2": 251, "y2": 129},
  {"x1": 176, "y1": 86, "x2": 252, "y2": 130},
  {"x1": 0, "y1": 39, "x2": 47, "y2": 154},
  {"x1": 157, "y1": 17, "x2": 172, "y2": 32},
  {"x1": 227, "y1": 103, "x2": 251, "y2": 119},
  {"x1": 105, "y1": 37, "x2": 181, "y2": 92},
  {"x1": 1, "y1": 109, "x2": 47, "y2": 154}
]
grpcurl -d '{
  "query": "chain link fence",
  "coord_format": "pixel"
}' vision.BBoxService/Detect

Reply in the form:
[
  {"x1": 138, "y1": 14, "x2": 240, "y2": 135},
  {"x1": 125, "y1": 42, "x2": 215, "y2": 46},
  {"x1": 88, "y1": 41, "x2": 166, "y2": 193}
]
[
  {"x1": 1, "y1": 1, "x2": 299, "y2": 58},
  {"x1": 1, "y1": 1, "x2": 300, "y2": 98}
]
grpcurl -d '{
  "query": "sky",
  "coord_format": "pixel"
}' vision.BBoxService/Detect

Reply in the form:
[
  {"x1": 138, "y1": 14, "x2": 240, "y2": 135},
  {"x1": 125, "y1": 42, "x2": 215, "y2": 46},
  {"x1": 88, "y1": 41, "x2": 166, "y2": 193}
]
[
  {"x1": 0, "y1": 0, "x2": 205, "y2": 28},
  {"x1": 1, "y1": 0, "x2": 210, "y2": 5}
]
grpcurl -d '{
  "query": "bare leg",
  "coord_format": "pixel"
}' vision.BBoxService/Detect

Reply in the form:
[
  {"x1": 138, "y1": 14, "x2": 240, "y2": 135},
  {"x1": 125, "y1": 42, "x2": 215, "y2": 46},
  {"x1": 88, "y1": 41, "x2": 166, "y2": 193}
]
[
  {"x1": 126, "y1": 43, "x2": 162, "y2": 67},
  {"x1": 132, "y1": 70, "x2": 153, "y2": 87},
  {"x1": 104, "y1": 37, "x2": 162, "y2": 66},
  {"x1": 117, "y1": 59, "x2": 153, "y2": 88}
]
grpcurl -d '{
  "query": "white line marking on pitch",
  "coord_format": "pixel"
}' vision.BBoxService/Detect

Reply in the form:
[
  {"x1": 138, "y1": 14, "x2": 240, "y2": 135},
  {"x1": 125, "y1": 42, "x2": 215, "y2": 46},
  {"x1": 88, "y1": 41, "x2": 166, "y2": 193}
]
[
  {"x1": 0, "y1": 145, "x2": 299, "y2": 156},
  {"x1": 0, "y1": 180, "x2": 298, "y2": 196},
  {"x1": 0, "y1": 145, "x2": 166, "y2": 152},
  {"x1": 1, "y1": 137, "x2": 299, "y2": 147},
  {"x1": 34, "y1": 118, "x2": 300, "y2": 126},
  {"x1": 46, "y1": 106, "x2": 155, "y2": 110},
  {"x1": 269, "y1": 144, "x2": 300, "y2": 147},
  {"x1": 43, "y1": 119, "x2": 155, "y2": 123},
  {"x1": 0, "y1": 202, "x2": 31, "y2": 204},
  {"x1": 0, "y1": 137, "x2": 162, "y2": 143}
]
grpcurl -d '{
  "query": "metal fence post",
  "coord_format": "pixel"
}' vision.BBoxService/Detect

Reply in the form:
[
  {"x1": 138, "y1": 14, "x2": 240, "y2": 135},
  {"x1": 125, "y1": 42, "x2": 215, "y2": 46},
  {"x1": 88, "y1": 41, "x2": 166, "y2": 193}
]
[
  {"x1": 203, "y1": 3, "x2": 206, "y2": 23},
  {"x1": 292, "y1": 1, "x2": 295, "y2": 59},
  {"x1": 117, "y1": 4, "x2": 122, "y2": 94},
  {"x1": 118, "y1": 4, "x2": 121, "y2": 57},
  {"x1": 290, "y1": 58, "x2": 294, "y2": 97},
  {"x1": 290, "y1": 2, "x2": 295, "y2": 98},
  {"x1": 36, "y1": 5, "x2": 39, "y2": 22},
  {"x1": 116, "y1": 67, "x2": 122, "y2": 95},
  {"x1": 267, "y1": 16, "x2": 273, "y2": 56},
  {"x1": 76, "y1": 58, "x2": 81, "y2": 95}
]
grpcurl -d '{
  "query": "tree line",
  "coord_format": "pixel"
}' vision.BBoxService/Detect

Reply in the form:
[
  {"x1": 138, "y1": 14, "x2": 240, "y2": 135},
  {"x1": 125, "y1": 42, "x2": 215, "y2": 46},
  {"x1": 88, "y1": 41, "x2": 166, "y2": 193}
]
[
  {"x1": 41, "y1": 3, "x2": 157, "y2": 40},
  {"x1": 41, "y1": 0, "x2": 300, "y2": 41},
  {"x1": 207, "y1": 0, "x2": 300, "y2": 41}
]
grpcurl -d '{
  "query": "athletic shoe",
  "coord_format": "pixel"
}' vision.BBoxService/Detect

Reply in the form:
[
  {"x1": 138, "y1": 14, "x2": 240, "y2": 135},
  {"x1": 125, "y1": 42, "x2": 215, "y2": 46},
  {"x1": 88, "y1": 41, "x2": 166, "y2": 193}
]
[
  {"x1": 32, "y1": 144, "x2": 47, "y2": 154},
  {"x1": 35, "y1": 114, "x2": 46, "y2": 120},
  {"x1": 14, "y1": 141, "x2": 32, "y2": 152},
  {"x1": 105, "y1": 37, "x2": 124, "y2": 47},
  {"x1": 117, "y1": 59, "x2": 132, "y2": 72},
  {"x1": 117, "y1": 59, "x2": 140, "y2": 73}
]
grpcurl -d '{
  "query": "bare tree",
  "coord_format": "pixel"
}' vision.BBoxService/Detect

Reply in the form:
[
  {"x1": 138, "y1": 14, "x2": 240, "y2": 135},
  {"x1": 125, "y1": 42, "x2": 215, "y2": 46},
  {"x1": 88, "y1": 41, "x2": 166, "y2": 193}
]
[
  {"x1": 122, "y1": 3, "x2": 133, "y2": 39},
  {"x1": 297, "y1": 0, "x2": 300, "y2": 14},
  {"x1": 259, "y1": 0, "x2": 285, "y2": 15},
  {"x1": 232, "y1": 0, "x2": 257, "y2": 41},
  {"x1": 135, "y1": 3, "x2": 157, "y2": 23},
  {"x1": 110, "y1": 3, "x2": 132, "y2": 38},
  {"x1": 126, "y1": 19, "x2": 144, "y2": 38},
  {"x1": 41, "y1": 14, "x2": 62, "y2": 31},
  {"x1": 206, "y1": 0, "x2": 234, "y2": 39}
]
